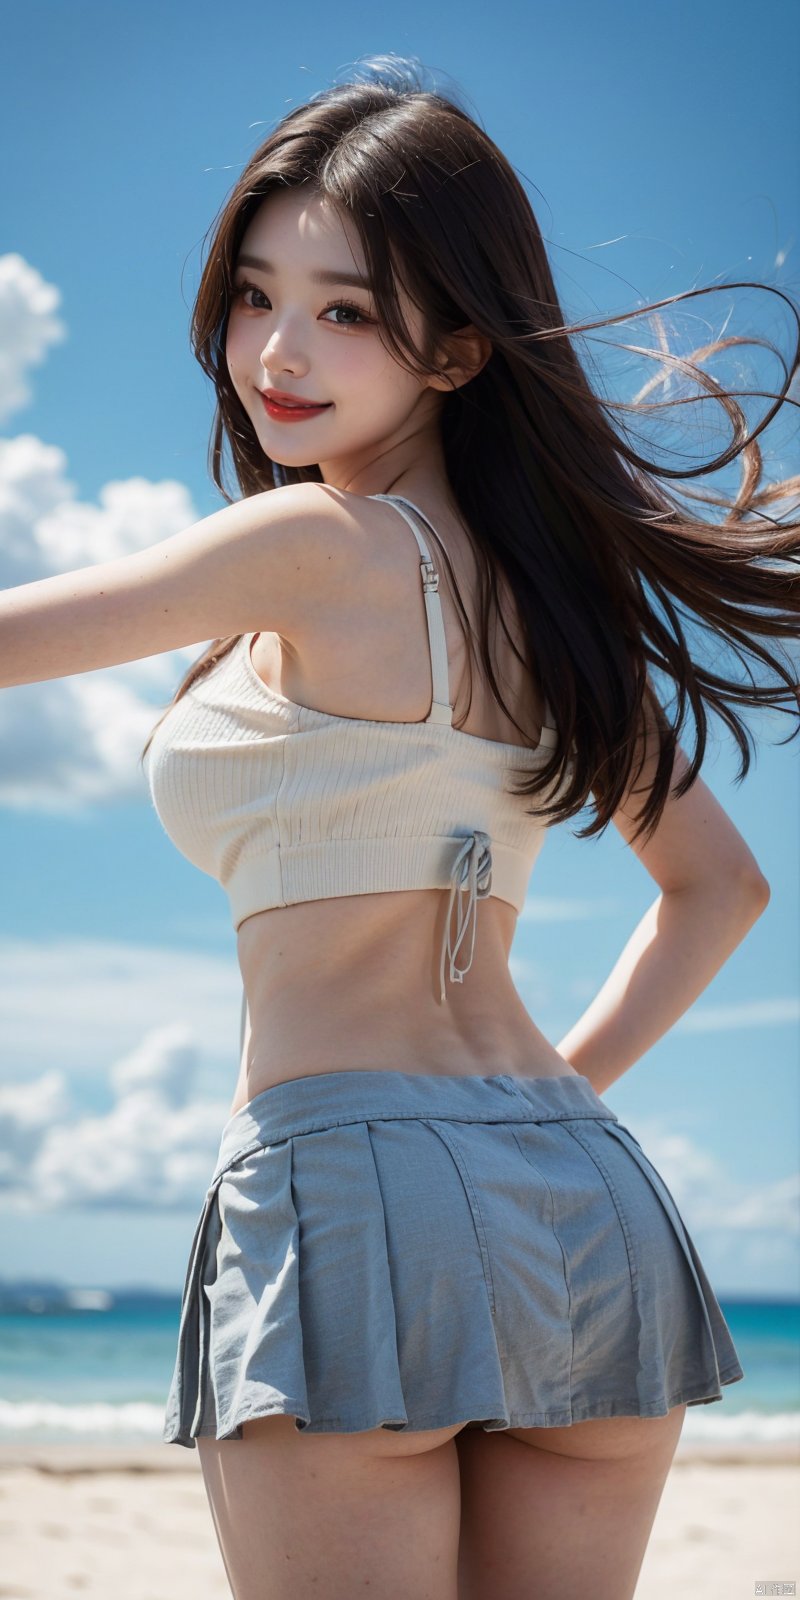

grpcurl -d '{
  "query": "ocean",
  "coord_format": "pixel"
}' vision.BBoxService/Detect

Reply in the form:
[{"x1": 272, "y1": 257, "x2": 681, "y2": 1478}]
[{"x1": 0, "y1": 1290, "x2": 797, "y2": 1448}]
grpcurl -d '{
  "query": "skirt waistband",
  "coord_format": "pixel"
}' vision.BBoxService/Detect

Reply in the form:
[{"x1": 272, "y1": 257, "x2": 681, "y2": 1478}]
[{"x1": 210, "y1": 1069, "x2": 618, "y2": 1189}]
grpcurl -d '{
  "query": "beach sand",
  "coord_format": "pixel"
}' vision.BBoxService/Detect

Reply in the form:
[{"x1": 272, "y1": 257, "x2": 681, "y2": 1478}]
[{"x1": 0, "y1": 1441, "x2": 797, "y2": 1598}]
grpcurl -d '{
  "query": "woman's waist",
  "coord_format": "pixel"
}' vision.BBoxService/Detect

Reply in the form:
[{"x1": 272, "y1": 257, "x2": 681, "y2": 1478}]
[
  {"x1": 236, "y1": 885, "x2": 518, "y2": 998},
  {"x1": 232, "y1": 919, "x2": 574, "y2": 1115},
  {"x1": 228, "y1": 1036, "x2": 579, "y2": 1113},
  {"x1": 236, "y1": 894, "x2": 529, "y2": 1053}
]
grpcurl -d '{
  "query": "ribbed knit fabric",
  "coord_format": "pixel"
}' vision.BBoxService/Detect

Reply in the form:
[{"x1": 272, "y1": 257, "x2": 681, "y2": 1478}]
[{"x1": 144, "y1": 494, "x2": 572, "y2": 1009}]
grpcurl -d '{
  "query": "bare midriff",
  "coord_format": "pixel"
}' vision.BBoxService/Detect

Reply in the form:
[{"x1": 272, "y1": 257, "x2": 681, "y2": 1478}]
[
  {"x1": 226, "y1": 481, "x2": 581, "y2": 1116},
  {"x1": 229, "y1": 891, "x2": 581, "y2": 1116}
]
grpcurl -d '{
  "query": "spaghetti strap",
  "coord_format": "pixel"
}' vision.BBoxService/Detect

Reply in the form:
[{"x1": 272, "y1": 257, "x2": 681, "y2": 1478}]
[
  {"x1": 369, "y1": 494, "x2": 453, "y2": 726},
  {"x1": 371, "y1": 493, "x2": 557, "y2": 736}
]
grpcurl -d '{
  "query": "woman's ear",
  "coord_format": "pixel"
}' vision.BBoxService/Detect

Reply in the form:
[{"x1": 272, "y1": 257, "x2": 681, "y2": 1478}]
[{"x1": 429, "y1": 325, "x2": 493, "y2": 393}]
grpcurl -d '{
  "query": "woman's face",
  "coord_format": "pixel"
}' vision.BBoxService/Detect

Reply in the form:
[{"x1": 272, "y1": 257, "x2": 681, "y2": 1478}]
[{"x1": 225, "y1": 187, "x2": 444, "y2": 491}]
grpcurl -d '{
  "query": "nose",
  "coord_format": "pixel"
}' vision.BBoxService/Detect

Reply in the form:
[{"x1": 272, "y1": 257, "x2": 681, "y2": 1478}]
[{"x1": 259, "y1": 318, "x2": 306, "y2": 377}]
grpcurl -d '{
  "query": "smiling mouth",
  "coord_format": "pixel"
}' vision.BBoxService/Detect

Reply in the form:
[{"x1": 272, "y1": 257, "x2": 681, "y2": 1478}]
[{"x1": 261, "y1": 394, "x2": 332, "y2": 410}]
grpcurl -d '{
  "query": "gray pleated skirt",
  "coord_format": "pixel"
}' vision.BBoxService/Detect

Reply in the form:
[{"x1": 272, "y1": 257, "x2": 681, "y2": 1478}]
[{"x1": 163, "y1": 1068, "x2": 744, "y2": 1448}]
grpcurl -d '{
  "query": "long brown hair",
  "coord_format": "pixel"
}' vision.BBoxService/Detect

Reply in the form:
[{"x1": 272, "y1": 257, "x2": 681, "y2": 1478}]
[{"x1": 141, "y1": 53, "x2": 800, "y2": 845}]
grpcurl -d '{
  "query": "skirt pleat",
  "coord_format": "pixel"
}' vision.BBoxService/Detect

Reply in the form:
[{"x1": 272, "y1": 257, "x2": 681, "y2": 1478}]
[
  {"x1": 161, "y1": 1070, "x2": 744, "y2": 1448},
  {"x1": 600, "y1": 1120, "x2": 743, "y2": 1402}
]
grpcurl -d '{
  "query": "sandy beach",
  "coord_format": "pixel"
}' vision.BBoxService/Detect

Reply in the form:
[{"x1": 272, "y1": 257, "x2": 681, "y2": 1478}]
[{"x1": 0, "y1": 1440, "x2": 797, "y2": 1599}]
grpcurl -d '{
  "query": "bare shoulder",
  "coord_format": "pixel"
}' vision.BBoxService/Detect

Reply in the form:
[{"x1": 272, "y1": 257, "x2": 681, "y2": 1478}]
[
  {"x1": 0, "y1": 480, "x2": 375, "y2": 688},
  {"x1": 242, "y1": 483, "x2": 415, "y2": 663}
]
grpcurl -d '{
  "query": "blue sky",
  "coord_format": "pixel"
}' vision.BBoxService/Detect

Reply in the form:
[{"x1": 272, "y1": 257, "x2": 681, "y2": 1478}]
[{"x1": 0, "y1": 0, "x2": 798, "y2": 1297}]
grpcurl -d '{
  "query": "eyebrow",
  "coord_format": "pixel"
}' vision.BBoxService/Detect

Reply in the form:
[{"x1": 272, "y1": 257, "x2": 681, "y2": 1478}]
[{"x1": 235, "y1": 253, "x2": 373, "y2": 291}]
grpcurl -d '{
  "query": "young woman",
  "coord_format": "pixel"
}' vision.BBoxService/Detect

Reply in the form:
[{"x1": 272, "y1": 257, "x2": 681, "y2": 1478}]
[{"x1": 4, "y1": 54, "x2": 798, "y2": 1600}]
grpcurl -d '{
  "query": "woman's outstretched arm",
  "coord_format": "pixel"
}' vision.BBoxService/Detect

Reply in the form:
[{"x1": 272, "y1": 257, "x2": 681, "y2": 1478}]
[{"x1": 0, "y1": 481, "x2": 359, "y2": 687}]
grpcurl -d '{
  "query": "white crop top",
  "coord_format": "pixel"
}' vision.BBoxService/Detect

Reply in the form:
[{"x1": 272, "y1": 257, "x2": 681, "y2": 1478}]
[{"x1": 143, "y1": 494, "x2": 569, "y2": 1047}]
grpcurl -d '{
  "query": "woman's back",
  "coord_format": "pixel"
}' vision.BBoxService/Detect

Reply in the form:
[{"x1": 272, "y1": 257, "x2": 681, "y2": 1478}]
[{"x1": 230, "y1": 477, "x2": 579, "y2": 1112}]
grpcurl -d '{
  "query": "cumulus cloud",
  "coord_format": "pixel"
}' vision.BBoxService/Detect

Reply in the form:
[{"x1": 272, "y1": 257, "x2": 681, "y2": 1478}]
[
  {"x1": 0, "y1": 431, "x2": 201, "y2": 608},
  {"x1": 34, "y1": 472, "x2": 203, "y2": 571},
  {"x1": 0, "y1": 434, "x2": 76, "y2": 582},
  {"x1": 0, "y1": 933, "x2": 242, "y2": 1215},
  {"x1": 0, "y1": 255, "x2": 67, "y2": 426},
  {"x1": 0, "y1": 936, "x2": 239, "y2": 1069},
  {"x1": 615, "y1": 1120, "x2": 800, "y2": 1240},
  {"x1": 0, "y1": 667, "x2": 173, "y2": 811},
  {"x1": 1, "y1": 1021, "x2": 230, "y2": 1213},
  {"x1": 0, "y1": 252, "x2": 212, "y2": 814},
  {"x1": 0, "y1": 1071, "x2": 72, "y2": 1184}
]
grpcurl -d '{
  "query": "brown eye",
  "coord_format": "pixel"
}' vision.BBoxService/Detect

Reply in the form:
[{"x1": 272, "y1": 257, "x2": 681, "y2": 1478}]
[
  {"x1": 234, "y1": 281, "x2": 269, "y2": 309},
  {"x1": 321, "y1": 300, "x2": 371, "y2": 326},
  {"x1": 232, "y1": 281, "x2": 370, "y2": 326}
]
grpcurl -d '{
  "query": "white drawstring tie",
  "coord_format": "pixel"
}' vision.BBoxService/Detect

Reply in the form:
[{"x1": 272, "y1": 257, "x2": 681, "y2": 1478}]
[{"x1": 439, "y1": 829, "x2": 493, "y2": 1002}]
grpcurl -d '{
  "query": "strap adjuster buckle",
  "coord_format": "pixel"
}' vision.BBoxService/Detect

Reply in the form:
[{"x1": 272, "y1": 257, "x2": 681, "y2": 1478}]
[{"x1": 420, "y1": 559, "x2": 439, "y2": 593}]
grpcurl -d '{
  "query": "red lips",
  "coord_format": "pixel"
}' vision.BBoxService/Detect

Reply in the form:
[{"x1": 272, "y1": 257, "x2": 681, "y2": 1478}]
[{"x1": 262, "y1": 388, "x2": 329, "y2": 408}]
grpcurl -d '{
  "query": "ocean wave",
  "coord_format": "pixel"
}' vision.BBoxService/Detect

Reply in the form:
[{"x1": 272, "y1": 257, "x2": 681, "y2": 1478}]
[{"x1": 0, "y1": 1397, "x2": 797, "y2": 1446}]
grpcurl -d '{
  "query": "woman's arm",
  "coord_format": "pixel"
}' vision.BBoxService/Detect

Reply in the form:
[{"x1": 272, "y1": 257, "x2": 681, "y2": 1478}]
[
  {"x1": 557, "y1": 703, "x2": 771, "y2": 1093},
  {"x1": 0, "y1": 481, "x2": 358, "y2": 686},
  {"x1": 555, "y1": 874, "x2": 769, "y2": 1094}
]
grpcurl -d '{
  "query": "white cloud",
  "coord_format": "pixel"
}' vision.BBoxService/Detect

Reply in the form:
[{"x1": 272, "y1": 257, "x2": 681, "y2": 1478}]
[
  {"x1": 0, "y1": 936, "x2": 239, "y2": 1069},
  {"x1": 0, "y1": 254, "x2": 67, "y2": 426},
  {"x1": 0, "y1": 669, "x2": 168, "y2": 811},
  {"x1": 676, "y1": 997, "x2": 800, "y2": 1032},
  {"x1": 0, "y1": 426, "x2": 210, "y2": 814},
  {"x1": 1, "y1": 1023, "x2": 230, "y2": 1212},
  {"x1": 518, "y1": 895, "x2": 625, "y2": 923},
  {"x1": 0, "y1": 1071, "x2": 72, "y2": 1184},
  {"x1": 0, "y1": 434, "x2": 76, "y2": 581},
  {"x1": 0, "y1": 430, "x2": 202, "y2": 602},
  {"x1": 0, "y1": 255, "x2": 213, "y2": 812},
  {"x1": 618, "y1": 1119, "x2": 800, "y2": 1238},
  {"x1": 721, "y1": 1172, "x2": 800, "y2": 1234},
  {"x1": 34, "y1": 473, "x2": 202, "y2": 569},
  {"x1": 110, "y1": 1023, "x2": 201, "y2": 1107}
]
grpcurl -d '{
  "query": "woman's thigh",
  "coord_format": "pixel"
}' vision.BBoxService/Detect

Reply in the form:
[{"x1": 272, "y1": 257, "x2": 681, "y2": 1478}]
[
  {"x1": 196, "y1": 1415, "x2": 463, "y2": 1600},
  {"x1": 456, "y1": 1403, "x2": 688, "y2": 1600}
]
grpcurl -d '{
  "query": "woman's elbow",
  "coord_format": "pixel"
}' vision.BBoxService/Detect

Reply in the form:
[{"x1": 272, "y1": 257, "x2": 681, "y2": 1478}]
[{"x1": 734, "y1": 864, "x2": 771, "y2": 913}]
